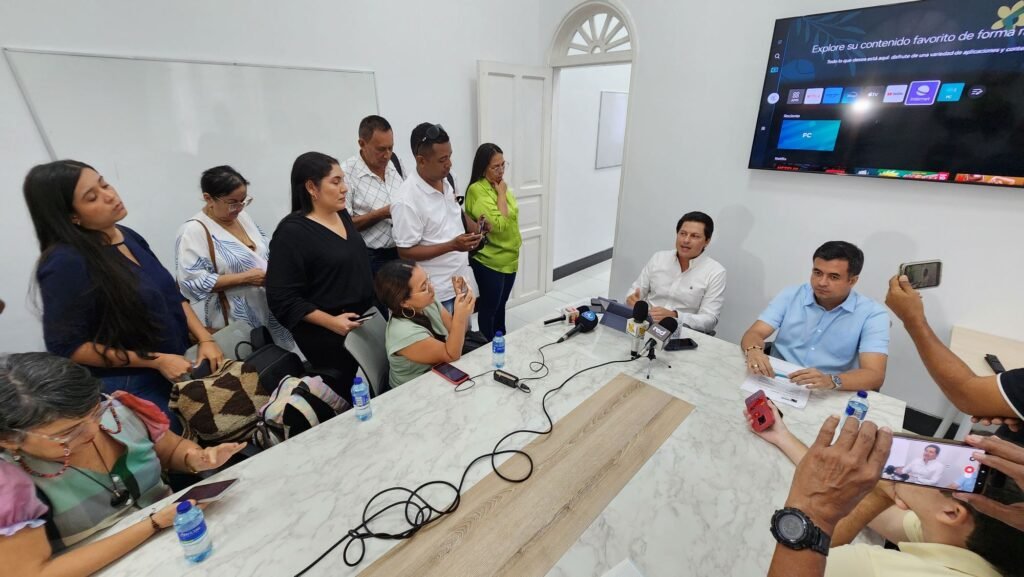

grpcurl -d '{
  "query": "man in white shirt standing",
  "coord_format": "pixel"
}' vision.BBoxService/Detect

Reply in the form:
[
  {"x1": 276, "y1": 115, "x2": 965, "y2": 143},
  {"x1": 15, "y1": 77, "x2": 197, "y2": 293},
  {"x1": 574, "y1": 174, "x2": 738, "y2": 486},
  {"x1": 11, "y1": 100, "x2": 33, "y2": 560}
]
[
  {"x1": 392, "y1": 122, "x2": 483, "y2": 312},
  {"x1": 889, "y1": 444, "x2": 945, "y2": 486},
  {"x1": 626, "y1": 211, "x2": 727, "y2": 334},
  {"x1": 341, "y1": 115, "x2": 404, "y2": 277}
]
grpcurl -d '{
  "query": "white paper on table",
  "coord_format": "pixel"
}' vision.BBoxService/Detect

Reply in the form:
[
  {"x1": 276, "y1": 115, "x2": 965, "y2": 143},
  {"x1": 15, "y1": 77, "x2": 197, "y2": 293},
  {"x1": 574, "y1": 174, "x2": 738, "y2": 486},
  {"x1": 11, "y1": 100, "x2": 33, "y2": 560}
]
[
  {"x1": 740, "y1": 357, "x2": 810, "y2": 409},
  {"x1": 600, "y1": 558, "x2": 646, "y2": 577}
]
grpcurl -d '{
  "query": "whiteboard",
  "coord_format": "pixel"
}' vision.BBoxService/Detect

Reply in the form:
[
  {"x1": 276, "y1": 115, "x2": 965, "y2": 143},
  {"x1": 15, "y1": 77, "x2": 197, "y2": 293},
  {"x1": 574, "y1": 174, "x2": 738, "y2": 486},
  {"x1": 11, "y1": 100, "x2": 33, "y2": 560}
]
[
  {"x1": 595, "y1": 90, "x2": 628, "y2": 169},
  {"x1": 5, "y1": 48, "x2": 378, "y2": 266}
]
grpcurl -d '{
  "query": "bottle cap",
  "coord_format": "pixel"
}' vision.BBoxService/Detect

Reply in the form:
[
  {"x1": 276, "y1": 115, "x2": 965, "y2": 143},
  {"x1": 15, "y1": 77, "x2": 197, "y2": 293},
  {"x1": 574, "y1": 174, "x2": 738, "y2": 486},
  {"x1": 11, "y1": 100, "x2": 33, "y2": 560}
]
[
  {"x1": 353, "y1": 377, "x2": 363, "y2": 385},
  {"x1": 856, "y1": 390, "x2": 868, "y2": 398},
  {"x1": 176, "y1": 501, "x2": 192, "y2": 514},
  {"x1": 495, "y1": 331, "x2": 503, "y2": 337}
]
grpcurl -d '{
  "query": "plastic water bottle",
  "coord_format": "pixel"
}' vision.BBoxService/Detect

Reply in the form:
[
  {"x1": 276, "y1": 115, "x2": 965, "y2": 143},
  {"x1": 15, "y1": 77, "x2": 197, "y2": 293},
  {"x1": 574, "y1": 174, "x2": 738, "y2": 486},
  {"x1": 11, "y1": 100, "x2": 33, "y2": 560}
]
[
  {"x1": 842, "y1": 391, "x2": 870, "y2": 427},
  {"x1": 492, "y1": 331, "x2": 506, "y2": 369},
  {"x1": 352, "y1": 377, "x2": 372, "y2": 421},
  {"x1": 174, "y1": 501, "x2": 213, "y2": 563}
]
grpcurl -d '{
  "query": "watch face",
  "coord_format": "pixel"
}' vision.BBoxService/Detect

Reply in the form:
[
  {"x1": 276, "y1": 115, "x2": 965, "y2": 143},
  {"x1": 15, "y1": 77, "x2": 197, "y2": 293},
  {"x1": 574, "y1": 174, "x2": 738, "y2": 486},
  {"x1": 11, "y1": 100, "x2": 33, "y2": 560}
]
[{"x1": 778, "y1": 513, "x2": 807, "y2": 541}]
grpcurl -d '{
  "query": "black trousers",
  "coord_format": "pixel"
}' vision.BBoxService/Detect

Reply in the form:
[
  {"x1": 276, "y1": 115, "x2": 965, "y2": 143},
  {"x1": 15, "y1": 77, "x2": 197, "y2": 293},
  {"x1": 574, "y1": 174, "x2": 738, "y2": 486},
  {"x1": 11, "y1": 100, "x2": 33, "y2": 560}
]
[{"x1": 291, "y1": 321, "x2": 359, "y2": 404}]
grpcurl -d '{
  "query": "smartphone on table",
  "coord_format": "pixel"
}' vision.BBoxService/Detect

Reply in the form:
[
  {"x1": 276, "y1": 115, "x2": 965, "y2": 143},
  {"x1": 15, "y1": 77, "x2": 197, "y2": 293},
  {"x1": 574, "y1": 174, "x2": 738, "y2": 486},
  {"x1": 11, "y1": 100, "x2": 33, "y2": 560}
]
[
  {"x1": 175, "y1": 479, "x2": 239, "y2": 504},
  {"x1": 899, "y1": 260, "x2": 942, "y2": 289},
  {"x1": 665, "y1": 338, "x2": 698, "y2": 351},
  {"x1": 432, "y1": 362, "x2": 470, "y2": 385},
  {"x1": 881, "y1": 433, "x2": 991, "y2": 493}
]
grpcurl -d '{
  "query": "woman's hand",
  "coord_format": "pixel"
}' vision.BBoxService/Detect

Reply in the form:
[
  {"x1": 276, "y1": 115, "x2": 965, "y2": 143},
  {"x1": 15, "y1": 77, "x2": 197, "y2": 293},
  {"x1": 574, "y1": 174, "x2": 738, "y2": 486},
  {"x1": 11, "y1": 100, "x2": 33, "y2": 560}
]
[
  {"x1": 744, "y1": 400, "x2": 792, "y2": 446},
  {"x1": 185, "y1": 443, "x2": 247, "y2": 472},
  {"x1": 496, "y1": 180, "x2": 508, "y2": 195},
  {"x1": 242, "y1": 268, "x2": 266, "y2": 287},
  {"x1": 153, "y1": 354, "x2": 193, "y2": 382},
  {"x1": 150, "y1": 499, "x2": 195, "y2": 529},
  {"x1": 330, "y1": 312, "x2": 363, "y2": 336},
  {"x1": 196, "y1": 341, "x2": 225, "y2": 373},
  {"x1": 453, "y1": 285, "x2": 476, "y2": 319}
]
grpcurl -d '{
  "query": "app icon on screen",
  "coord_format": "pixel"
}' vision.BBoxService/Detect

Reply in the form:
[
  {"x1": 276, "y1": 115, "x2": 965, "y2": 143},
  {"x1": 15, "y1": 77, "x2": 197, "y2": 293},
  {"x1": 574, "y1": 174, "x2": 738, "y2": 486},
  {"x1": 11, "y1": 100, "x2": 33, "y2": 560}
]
[
  {"x1": 767, "y1": 93, "x2": 780, "y2": 104},
  {"x1": 778, "y1": 120, "x2": 842, "y2": 151},
  {"x1": 883, "y1": 85, "x2": 908, "y2": 103},
  {"x1": 938, "y1": 83, "x2": 965, "y2": 102},
  {"x1": 969, "y1": 85, "x2": 986, "y2": 99},
  {"x1": 864, "y1": 86, "x2": 884, "y2": 100},
  {"x1": 841, "y1": 88, "x2": 862, "y2": 104},
  {"x1": 770, "y1": 66, "x2": 780, "y2": 74},
  {"x1": 803, "y1": 88, "x2": 824, "y2": 104},
  {"x1": 787, "y1": 89, "x2": 805, "y2": 104},
  {"x1": 822, "y1": 87, "x2": 844, "y2": 104},
  {"x1": 905, "y1": 80, "x2": 941, "y2": 105}
]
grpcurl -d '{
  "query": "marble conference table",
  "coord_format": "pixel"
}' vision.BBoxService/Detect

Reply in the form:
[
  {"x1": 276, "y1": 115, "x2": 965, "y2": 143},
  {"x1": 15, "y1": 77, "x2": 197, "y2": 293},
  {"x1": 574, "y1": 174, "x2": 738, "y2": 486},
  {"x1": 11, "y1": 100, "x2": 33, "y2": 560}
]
[{"x1": 98, "y1": 320, "x2": 906, "y2": 577}]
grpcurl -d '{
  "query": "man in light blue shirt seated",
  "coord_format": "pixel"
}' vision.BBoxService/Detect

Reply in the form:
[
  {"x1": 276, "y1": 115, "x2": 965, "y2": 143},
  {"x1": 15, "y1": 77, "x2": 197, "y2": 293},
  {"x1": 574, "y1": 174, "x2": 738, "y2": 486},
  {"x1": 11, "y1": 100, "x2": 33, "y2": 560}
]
[{"x1": 740, "y1": 241, "x2": 889, "y2": 391}]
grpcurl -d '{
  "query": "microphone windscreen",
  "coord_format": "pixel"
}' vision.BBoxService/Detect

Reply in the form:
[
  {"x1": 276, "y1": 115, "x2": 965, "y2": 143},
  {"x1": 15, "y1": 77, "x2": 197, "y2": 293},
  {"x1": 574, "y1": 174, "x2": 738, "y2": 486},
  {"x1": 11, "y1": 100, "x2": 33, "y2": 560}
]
[
  {"x1": 577, "y1": 309, "x2": 599, "y2": 332},
  {"x1": 658, "y1": 317, "x2": 679, "y2": 334},
  {"x1": 631, "y1": 300, "x2": 649, "y2": 322}
]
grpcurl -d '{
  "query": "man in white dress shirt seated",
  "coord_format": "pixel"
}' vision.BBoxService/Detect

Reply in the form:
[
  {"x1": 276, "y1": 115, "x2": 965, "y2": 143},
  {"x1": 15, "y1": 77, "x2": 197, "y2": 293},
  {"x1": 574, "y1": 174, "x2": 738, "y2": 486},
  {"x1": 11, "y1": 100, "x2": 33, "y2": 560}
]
[
  {"x1": 625, "y1": 211, "x2": 726, "y2": 334},
  {"x1": 885, "y1": 444, "x2": 945, "y2": 486}
]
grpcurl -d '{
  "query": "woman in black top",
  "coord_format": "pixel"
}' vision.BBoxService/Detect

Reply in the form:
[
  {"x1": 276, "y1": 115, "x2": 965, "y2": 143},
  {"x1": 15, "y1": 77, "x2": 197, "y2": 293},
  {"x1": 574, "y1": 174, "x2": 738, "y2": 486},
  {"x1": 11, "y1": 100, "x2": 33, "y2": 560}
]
[{"x1": 266, "y1": 152, "x2": 374, "y2": 402}]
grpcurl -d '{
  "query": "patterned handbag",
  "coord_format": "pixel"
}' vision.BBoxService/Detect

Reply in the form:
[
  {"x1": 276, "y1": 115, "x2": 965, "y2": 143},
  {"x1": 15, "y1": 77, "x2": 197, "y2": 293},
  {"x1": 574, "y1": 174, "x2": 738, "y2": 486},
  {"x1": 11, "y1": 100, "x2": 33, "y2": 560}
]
[{"x1": 169, "y1": 359, "x2": 270, "y2": 445}]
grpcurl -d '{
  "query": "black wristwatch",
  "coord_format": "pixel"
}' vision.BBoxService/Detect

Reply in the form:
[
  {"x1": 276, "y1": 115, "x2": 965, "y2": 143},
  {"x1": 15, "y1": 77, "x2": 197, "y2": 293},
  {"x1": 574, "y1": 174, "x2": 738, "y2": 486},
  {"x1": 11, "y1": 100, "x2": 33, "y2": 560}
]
[{"x1": 770, "y1": 507, "x2": 831, "y2": 556}]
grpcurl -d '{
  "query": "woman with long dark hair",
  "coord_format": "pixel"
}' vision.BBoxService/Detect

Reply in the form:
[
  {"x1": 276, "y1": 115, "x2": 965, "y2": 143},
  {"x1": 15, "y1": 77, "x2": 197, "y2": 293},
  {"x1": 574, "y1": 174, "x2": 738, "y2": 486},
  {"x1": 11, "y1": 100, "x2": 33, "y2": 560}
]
[
  {"x1": 464, "y1": 143, "x2": 522, "y2": 340},
  {"x1": 375, "y1": 260, "x2": 475, "y2": 388},
  {"x1": 265, "y1": 152, "x2": 374, "y2": 402},
  {"x1": 23, "y1": 161, "x2": 224, "y2": 427},
  {"x1": 175, "y1": 165, "x2": 295, "y2": 350},
  {"x1": 0, "y1": 353, "x2": 243, "y2": 574}
]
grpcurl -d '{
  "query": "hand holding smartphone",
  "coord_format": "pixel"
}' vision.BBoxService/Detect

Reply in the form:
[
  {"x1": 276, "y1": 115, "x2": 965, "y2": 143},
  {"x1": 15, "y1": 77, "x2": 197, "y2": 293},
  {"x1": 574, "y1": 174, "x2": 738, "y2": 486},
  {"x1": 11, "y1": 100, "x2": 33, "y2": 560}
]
[
  {"x1": 451, "y1": 275, "x2": 468, "y2": 296},
  {"x1": 881, "y1": 433, "x2": 991, "y2": 493},
  {"x1": 899, "y1": 260, "x2": 942, "y2": 289}
]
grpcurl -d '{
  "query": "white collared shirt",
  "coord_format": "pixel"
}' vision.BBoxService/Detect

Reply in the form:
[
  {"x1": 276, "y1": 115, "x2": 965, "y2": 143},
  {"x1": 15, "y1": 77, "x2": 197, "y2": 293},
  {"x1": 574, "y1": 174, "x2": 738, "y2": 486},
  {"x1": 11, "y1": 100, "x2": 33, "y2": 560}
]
[
  {"x1": 902, "y1": 457, "x2": 945, "y2": 485},
  {"x1": 391, "y1": 171, "x2": 477, "y2": 303},
  {"x1": 627, "y1": 251, "x2": 727, "y2": 333},
  {"x1": 340, "y1": 154, "x2": 403, "y2": 249}
]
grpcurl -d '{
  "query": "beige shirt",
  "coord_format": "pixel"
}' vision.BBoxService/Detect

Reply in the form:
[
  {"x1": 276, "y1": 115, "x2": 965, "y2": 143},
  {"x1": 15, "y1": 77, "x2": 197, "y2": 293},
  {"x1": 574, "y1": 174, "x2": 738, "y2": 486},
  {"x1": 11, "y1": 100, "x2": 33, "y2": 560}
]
[{"x1": 825, "y1": 512, "x2": 1001, "y2": 577}]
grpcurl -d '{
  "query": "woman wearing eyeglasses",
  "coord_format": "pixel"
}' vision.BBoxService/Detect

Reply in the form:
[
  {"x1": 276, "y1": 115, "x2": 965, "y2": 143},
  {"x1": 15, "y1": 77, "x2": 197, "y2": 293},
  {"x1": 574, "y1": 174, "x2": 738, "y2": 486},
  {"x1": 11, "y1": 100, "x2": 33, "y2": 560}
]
[
  {"x1": 464, "y1": 144, "x2": 522, "y2": 340},
  {"x1": 24, "y1": 161, "x2": 225, "y2": 430},
  {"x1": 0, "y1": 353, "x2": 244, "y2": 575},
  {"x1": 175, "y1": 166, "x2": 295, "y2": 349}
]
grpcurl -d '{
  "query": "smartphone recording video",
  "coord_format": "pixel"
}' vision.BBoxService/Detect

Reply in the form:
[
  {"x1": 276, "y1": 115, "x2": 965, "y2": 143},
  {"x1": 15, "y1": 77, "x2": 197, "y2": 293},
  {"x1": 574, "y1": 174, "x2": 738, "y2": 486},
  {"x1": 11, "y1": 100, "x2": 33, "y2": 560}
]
[
  {"x1": 899, "y1": 260, "x2": 942, "y2": 289},
  {"x1": 881, "y1": 434, "x2": 989, "y2": 493}
]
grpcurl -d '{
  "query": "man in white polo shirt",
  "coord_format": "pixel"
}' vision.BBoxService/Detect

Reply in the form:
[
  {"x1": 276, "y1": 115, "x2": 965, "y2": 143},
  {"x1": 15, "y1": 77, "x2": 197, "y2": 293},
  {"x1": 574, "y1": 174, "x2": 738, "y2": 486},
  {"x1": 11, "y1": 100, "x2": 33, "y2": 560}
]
[
  {"x1": 391, "y1": 122, "x2": 482, "y2": 312},
  {"x1": 341, "y1": 115, "x2": 403, "y2": 277}
]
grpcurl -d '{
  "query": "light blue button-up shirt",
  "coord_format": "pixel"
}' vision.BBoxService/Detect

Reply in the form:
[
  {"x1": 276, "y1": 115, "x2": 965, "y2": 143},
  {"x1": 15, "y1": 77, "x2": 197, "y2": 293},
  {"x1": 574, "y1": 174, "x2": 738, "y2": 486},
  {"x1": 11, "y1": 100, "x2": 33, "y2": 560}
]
[{"x1": 758, "y1": 283, "x2": 890, "y2": 374}]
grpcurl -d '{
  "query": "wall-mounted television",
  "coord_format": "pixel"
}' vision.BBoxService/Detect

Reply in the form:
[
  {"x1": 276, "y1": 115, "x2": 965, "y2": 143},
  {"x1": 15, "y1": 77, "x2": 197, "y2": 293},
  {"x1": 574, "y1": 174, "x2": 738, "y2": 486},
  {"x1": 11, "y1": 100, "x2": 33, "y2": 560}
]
[{"x1": 748, "y1": 0, "x2": 1024, "y2": 188}]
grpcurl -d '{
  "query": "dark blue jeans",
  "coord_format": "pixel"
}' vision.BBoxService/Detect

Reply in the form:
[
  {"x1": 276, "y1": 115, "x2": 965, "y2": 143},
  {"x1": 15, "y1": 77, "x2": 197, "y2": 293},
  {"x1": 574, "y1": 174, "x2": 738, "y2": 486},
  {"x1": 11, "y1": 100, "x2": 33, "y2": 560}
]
[
  {"x1": 100, "y1": 370, "x2": 184, "y2": 435},
  {"x1": 470, "y1": 260, "x2": 516, "y2": 341}
]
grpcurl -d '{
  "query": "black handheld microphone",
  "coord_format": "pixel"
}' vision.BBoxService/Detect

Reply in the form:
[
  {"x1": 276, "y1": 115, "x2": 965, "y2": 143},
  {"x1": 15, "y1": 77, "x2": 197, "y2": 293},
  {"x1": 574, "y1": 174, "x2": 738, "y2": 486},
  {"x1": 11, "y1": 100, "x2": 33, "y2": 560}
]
[
  {"x1": 640, "y1": 317, "x2": 679, "y2": 356},
  {"x1": 628, "y1": 300, "x2": 649, "y2": 358},
  {"x1": 557, "y1": 308, "x2": 599, "y2": 343}
]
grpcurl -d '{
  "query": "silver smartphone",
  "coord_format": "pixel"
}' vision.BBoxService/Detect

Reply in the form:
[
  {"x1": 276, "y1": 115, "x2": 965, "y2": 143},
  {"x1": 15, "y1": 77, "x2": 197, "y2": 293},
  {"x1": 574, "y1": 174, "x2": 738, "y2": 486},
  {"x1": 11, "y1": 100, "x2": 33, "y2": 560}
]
[{"x1": 899, "y1": 260, "x2": 942, "y2": 289}]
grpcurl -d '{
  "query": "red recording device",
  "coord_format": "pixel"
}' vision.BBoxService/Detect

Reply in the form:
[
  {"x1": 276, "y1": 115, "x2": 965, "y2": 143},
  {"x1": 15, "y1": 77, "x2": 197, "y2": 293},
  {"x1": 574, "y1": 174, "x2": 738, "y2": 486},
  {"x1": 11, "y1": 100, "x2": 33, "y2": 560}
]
[{"x1": 745, "y1": 390, "x2": 775, "y2": 432}]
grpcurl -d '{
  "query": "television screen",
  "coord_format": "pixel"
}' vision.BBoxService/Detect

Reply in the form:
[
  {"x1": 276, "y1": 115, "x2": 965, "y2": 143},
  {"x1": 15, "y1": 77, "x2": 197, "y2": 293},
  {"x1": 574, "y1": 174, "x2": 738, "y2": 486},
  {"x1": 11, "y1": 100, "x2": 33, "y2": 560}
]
[{"x1": 748, "y1": 0, "x2": 1024, "y2": 188}]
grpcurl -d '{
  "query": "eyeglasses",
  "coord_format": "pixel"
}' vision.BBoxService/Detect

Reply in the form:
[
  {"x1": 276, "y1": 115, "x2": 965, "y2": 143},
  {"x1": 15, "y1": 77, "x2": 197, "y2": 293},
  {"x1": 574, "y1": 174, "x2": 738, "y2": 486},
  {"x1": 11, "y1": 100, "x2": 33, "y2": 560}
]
[
  {"x1": 17, "y1": 399, "x2": 112, "y2": 445},
  {"x1": 488, "y1": 162, "x2": 509, "y2": 172},
  {"x1": 415, "y1": 124, "x2": 446, "y2": 155},
  {"x1": 217, "y1": 196, "x2": 254, "y2": 211}
]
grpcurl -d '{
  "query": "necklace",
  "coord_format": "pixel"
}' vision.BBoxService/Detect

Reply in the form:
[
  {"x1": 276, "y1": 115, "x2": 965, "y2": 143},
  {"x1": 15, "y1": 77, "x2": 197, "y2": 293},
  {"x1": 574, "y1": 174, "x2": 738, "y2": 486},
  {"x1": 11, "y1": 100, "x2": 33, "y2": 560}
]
[{"x1": 67, "y1": 440, "x2": 133, "y2": 508}]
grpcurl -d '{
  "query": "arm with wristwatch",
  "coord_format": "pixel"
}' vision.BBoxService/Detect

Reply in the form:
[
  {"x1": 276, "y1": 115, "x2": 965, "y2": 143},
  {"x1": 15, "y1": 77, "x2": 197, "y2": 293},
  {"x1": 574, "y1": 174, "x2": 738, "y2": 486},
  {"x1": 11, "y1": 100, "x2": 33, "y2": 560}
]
[{"x1": 744, "y1": 400, "x2": 893, "y2": 577}]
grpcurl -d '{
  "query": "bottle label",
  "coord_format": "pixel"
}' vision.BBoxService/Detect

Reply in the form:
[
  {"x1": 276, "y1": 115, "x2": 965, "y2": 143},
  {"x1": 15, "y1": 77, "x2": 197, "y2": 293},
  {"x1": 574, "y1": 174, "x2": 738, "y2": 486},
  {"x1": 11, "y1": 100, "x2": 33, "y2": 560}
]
[
  {"x1": 355, "y1": 394, "x2": 369, "y2": 407},
  {"x1": 177, "y1": 520, "x2": 207, "y2": 542},
  {"x1": 493, "y1": 343, "x2": 505, "y2": 353}
]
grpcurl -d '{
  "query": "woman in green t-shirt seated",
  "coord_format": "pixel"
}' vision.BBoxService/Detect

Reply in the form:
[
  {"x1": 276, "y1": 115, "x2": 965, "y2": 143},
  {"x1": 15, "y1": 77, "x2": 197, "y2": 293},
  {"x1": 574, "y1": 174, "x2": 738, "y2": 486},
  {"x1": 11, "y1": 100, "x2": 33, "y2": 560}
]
[
  {"x1": 464, "y1": 143, "x2": 522, "y2": 341},
  {"x1": 375, "y1": 260, "x2": 476, "y2": 388}
]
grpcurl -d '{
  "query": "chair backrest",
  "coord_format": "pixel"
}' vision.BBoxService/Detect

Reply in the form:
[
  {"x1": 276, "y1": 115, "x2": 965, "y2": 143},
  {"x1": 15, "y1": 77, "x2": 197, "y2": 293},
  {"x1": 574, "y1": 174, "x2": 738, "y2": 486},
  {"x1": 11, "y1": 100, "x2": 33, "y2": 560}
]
[
  {"x1": 344, "y1": 310, "x2": 390, "y2": 397},
  {"x1": 185, "y1": 320, "x2": 253, "y2": 361}
]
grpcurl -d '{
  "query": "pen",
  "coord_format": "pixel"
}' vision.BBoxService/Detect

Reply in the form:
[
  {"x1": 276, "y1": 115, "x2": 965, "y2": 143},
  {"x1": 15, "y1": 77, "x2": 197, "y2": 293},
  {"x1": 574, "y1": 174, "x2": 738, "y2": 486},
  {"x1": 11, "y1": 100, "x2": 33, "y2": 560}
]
[{"x1": 774, "y1": 371, "x2": 790, "y2": 380}]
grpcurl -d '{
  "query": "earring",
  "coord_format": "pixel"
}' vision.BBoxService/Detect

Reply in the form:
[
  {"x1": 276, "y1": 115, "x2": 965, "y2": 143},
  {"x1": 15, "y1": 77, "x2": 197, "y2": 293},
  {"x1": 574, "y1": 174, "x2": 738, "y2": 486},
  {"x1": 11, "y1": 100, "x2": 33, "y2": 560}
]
[{"x1": 401, "y1": 306, "x2": 416, "y2": 319}]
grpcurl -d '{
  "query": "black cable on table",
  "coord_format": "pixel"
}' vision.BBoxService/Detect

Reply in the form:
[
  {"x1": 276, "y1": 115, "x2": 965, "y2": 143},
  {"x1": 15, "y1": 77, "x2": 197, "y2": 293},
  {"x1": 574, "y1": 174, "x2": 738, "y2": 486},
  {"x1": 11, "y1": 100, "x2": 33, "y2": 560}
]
[{"x1": 293, "y1": 347, "x2": 638, "y2": 576}]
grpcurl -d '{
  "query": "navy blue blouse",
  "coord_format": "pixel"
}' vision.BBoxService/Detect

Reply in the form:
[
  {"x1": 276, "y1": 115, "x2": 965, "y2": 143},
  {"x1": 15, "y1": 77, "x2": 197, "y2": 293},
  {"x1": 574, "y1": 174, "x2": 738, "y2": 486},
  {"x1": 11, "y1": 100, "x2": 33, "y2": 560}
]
[{"x1": 37, "y1": 226, "x2": 190, "y2": 380}]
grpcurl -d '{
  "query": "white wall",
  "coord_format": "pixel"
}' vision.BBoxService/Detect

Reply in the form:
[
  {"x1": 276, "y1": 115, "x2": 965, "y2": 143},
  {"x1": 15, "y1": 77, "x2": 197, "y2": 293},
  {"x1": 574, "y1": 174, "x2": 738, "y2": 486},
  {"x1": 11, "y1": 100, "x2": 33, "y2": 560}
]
[
  {"x1": 539, "y1": 0, "x2": 1024, "y2": 415},
  {"x1": 552, "y1": 63, "x2": 631, "y2": 268},
  {"x1": 0, "y1": 0, "x2": 546, "y2": 352}
]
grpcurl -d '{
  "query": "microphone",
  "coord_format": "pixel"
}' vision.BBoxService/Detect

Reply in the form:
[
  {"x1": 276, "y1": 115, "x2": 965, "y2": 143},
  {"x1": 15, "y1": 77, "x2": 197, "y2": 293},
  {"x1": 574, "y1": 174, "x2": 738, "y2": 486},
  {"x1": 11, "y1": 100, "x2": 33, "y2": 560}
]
[
  {"x1": 557, "y1": 308, "x2": 599, "y2": 343},
  {"x1": 543, "y1": 306, "x2": 581, "y2": 325},
  {"x1": 627, "y1": 301, "x2": 650, "y2": 358},
  {"x1": 640, "y1": 317, "x2": 679, "y2": 356}
]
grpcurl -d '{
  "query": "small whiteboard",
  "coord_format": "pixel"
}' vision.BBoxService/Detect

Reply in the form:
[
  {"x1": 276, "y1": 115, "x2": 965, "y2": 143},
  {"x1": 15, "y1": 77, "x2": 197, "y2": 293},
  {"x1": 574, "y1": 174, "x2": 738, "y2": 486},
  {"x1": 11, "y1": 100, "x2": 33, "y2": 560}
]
[
  {"x1": 595, "y1": 90, "x2": 628, "y2": 169},
  {"x1": 5, "y1": 48, "x2": 378, "y2": 267}
]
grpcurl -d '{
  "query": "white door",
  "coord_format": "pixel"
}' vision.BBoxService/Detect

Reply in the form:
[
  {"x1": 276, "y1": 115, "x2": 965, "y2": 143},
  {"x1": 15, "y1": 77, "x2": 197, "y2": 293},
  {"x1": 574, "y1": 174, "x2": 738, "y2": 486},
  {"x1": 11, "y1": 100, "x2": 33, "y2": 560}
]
[{"x1": 477, "y1": 61, "x2": 552, "y2": 306}]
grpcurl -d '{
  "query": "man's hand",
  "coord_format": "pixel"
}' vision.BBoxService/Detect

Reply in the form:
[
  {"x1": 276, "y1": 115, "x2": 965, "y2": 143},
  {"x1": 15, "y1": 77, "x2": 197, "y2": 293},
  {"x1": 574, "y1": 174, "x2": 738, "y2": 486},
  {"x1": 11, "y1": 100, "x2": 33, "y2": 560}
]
[
  {"x1": 450, "y1": 233, "x2": 483, "y2": 252},
  {"x1": 625, "y1": 288, "x2": 641, "y2": 307},
  {"x1": 785, "y1": 416, "x2": 893, "y2": 533},
  {"x1": 746, "y1": 349, "x2": 775, "y2": 378},
  {"x1": 650, "y1": 306, "x2": 677, "y2": 323},
  {"x1": 971, "y1": 416, "x2": 1021, "y2": 432},
  {"x1": 885, "y1": 275, "x2": 926, "y2": 326},
  {"x1": 954, "y1": 434, "x2": 1024, "y2": 531},
  {"x1": 788, "y1": 368, "x2": 833, "y2": 390}
]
